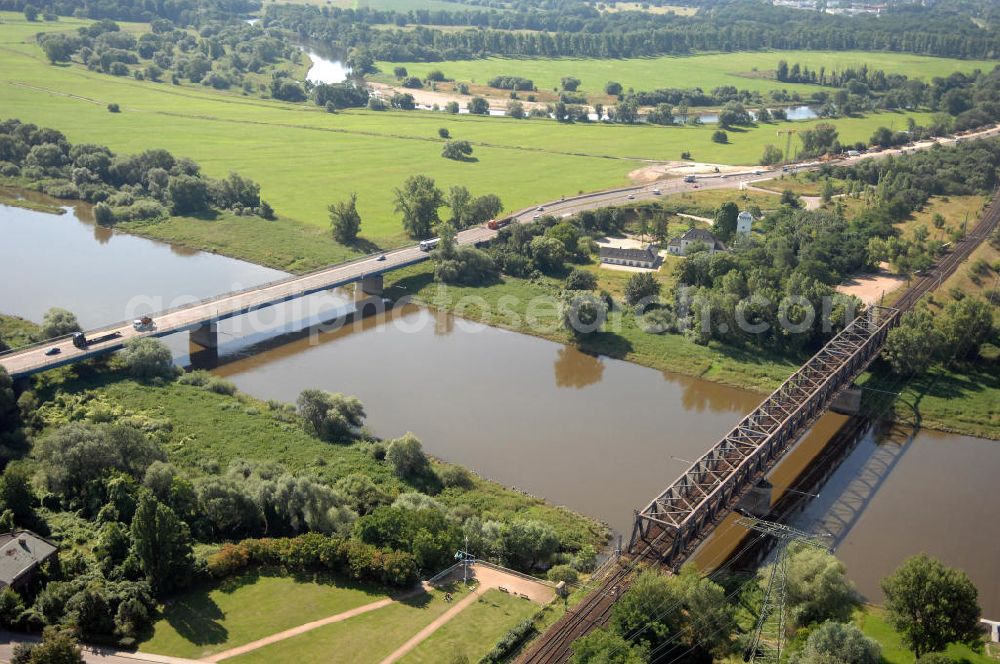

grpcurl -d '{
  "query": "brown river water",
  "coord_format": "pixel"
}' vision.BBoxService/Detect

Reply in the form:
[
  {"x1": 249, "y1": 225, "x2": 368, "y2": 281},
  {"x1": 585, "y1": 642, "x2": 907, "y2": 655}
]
[{"x1": 1, "y1": 200, "x2": 997, "y2": 615}]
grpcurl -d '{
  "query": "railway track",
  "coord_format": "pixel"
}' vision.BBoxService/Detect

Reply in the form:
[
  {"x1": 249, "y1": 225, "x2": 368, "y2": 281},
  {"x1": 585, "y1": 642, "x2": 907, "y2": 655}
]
[
  {"x1": 519, "y1": 191, "x2": 1000, "y2": 664},
  {"x1": 894, "y1": 191, "x2": 1000, "y2": 313}
]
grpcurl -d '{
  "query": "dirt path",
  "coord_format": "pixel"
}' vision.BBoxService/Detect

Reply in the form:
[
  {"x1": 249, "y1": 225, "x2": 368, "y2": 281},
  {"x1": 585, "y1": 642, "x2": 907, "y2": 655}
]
[
  {"x1": 677, "y1": 212, "x2": 714, "y2": 225},
  {"x1": 377, "y1": 588, "x2": 484, "y2": 664},
  {"x1": 203, "y1": 586, "x2": 428, "y2": 662},
  {"x1": 376, "y1": 564, "x2": 555, "y2": 664}
]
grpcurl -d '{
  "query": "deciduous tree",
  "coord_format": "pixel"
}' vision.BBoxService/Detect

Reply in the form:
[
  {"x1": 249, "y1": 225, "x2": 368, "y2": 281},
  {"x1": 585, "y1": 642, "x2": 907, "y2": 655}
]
[
  {"x1": 881, "y1": 554, "x2": 981, "y2": 657},
  {"x1": 328, "y1": 192, "x2": 362, "y2": 244},
  {"x1": 394, "y1": 175, "x2": 444, "y2": 239},
  {"x1": 131, "y1": 491, "x2": 193, "y2": 595}
]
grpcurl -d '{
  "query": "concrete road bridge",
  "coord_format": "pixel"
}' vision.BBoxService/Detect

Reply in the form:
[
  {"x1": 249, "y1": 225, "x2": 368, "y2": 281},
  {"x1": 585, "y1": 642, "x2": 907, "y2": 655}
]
[{"x1": 0, "y1": 165, "x2": 811, "y2": 379}]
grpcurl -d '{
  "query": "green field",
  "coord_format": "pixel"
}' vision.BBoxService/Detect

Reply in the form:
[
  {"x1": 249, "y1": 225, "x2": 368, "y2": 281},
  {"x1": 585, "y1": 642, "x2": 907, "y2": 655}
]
[
  {"x1": 140, "y1": 572, "x2": 391, "y2": 659},
  {"x1": 398, "y1": 589, "x2": 539, "y2": 664},
  {"x1": 0, "y1": 13, "x2": 943, "y2": 269},
  {"x1": 228, "y1": 582, "x2": 472, "y2": 664},
  {"x1": 858, "y1": 607, "x2": 996, "y2": 664},
  {"x1": 374, "y1": 50, "x2": 997, "y2": 98}
]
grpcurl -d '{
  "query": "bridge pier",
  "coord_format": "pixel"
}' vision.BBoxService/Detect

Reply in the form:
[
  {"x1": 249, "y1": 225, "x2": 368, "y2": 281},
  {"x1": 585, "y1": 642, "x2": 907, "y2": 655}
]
[
  {"x1": 830, "y1": 385, "x2": 863, "y2": 415},
  {"x1": 190, "y1": 321, "x2": 218, "y2": 349},
  {"x1": 357, "y1": 274, "x2": 384, "y2": 297},
  {"x1": 354, "y1": 275, "x2": 386, "y2": 319},
  {"x1": 737, "y1": 479, "x2": 773, "y2": 518}
]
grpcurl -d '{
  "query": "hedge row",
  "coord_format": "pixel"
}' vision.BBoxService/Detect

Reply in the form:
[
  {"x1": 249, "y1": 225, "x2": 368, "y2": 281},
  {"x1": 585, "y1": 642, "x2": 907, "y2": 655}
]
[
  {"x1": 480, "y1": 616, "x2": 537, "y2": 664},
  {"x1": 206, "y1": 533, "x2": 419, "y2": 588}
]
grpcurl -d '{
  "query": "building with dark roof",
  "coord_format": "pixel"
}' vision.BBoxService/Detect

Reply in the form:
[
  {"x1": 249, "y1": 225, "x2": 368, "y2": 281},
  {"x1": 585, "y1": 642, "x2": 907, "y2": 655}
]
[
  {"x1": 666, "y1": 228, "x2": 726, "y2": 256},
  {"x1": 598, "y1": 244, "x2": 659, "y2": 269},
  {"x1": 0, "y1": 531, "x2": 58, "y2": 590}
]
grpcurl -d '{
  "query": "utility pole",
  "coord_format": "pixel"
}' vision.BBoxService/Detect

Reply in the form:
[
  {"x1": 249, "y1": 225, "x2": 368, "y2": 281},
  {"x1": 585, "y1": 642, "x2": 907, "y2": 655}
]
[
  {"x1": 737, "y1": 517, "x2": 830, "y2": 664},
  {"x1": 454, "y1": 535, "x2": 476, "y2": 586}
]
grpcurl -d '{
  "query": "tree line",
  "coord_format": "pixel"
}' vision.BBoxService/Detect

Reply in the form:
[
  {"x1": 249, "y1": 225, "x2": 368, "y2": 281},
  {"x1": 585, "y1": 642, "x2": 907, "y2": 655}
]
[
  {"x1": 0, "y1": 118, "x2": 271, "y2": 222},
  {"x1": 264, "y1": 1, "x2": 1000, "y2": 63}
]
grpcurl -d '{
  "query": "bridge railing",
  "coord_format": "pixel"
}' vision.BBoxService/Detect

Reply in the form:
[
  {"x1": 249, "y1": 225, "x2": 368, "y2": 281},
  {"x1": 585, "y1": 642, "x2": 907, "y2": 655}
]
[
  {"x1": 0, "y1": 245, "x2": 421, "y2": 362},
  {"x1": 630, "y1": 305, "x2": 899, "y2": 563}
]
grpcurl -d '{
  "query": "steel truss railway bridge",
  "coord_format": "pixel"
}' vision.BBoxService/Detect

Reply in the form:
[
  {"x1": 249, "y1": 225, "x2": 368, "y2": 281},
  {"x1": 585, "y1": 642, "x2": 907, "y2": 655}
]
[{"x1": 520, "y1": 189, "x2": 1000, "y2": 664}]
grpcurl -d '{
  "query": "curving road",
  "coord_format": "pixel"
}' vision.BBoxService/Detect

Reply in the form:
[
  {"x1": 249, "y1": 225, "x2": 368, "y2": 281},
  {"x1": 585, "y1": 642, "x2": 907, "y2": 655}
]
[{"x1": 2, "y1": 123, "x2": 998, "y2": 380}]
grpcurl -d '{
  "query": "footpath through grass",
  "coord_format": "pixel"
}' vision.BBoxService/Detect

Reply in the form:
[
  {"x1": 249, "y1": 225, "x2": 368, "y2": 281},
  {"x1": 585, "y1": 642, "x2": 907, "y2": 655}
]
[
  {"x1": 139, "y1": 571, "x2": 391, "y2": 659},
  {"x1": 398, "y1": 589, "x2": 539, "y2": 664},
  {"x1": 227, "y1": 582, "x2": 471, "y2": 664}
]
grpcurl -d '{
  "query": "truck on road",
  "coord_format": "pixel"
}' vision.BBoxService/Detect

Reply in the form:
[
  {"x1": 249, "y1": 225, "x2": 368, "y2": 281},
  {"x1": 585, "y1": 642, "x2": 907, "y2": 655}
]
[
  {"x1": 133, "y1": 316, "x2": 155, "y2": 331},
  {"x1": 683, "y1": 175, "x2": 696, "y2": 183},
  {"x1": 487, "y1": 218, "x2": 512, "y2": 230},
  {"x1": 72, "y1": 331, "x2": 122, "y2": 349},
  {"x1": 419, "y1": 238, "x2": 441, "y2": 252}
]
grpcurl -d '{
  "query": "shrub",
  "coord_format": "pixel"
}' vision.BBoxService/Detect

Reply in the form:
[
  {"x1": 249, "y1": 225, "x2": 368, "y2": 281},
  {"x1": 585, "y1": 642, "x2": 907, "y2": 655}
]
[
  {"x1": 547, "y1": 564, "x2": 579, "y2": 584},
  {"x1": 107, "y1": 103, "x2": 120, "y2": 113},
  {"x1": 204, "y1": 376, "x2": 236, "y2": 395},
  {"x1": 481, "y1": 618, "x2": 536, "y2": 664},
  {"x1": 386, "y1": 433, "x2": 430, "y2": 479},
  {"x1": 915, "y1": 654, "x2": 955, "y2": 664},
  {"x1": 711, "y1": 130, "x2": 728, "y2": 143},
  {"x1": 442, "y1": 140, "x2": 473, "y2": 160},
  {"x1": 571, "y1": 545, "x2": 598, "y2": 572},
  {"x1": 565, "y1": 268, "x2": 597, "y2": 291},
  {"x1": 205, "y1": 534, "x2": 418, "y2": 587},
  {"x1": 438, "y1": 465, "x2": 474, "y2": 489},
  {"x1": 42, "y1": 181, "x2": 80, "y2": 199},
  {"x1": 118, "y1": 338, "x2": 176, "y2": 380},
  {"x1": 623, "y1": 272, "x2": 661, "y2": 306},
  {"x1": 791, "y1": 621, "x2": 881, "y2": 664},
  {"x1": 296, "y1": 389, "x2": 366, "y2": 442}
]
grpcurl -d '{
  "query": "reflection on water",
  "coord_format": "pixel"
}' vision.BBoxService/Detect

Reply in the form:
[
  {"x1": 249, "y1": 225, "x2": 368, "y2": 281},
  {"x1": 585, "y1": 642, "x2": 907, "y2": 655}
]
[
  {"x1": 788, "y1": 425, "x2": 1000, "y2": 616},
  {"x1": 554, "y1": 347, "x2": 604, "y2": 389},
  {"x1": 212, "y1": 304, "x2": 761, "y2": 537}
]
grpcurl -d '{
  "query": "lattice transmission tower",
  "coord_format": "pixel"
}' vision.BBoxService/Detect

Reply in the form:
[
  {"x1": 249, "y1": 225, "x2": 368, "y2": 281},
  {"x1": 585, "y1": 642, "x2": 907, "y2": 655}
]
[{"x1": 737, "y1": 517, "x2": 830, "y2": 664}]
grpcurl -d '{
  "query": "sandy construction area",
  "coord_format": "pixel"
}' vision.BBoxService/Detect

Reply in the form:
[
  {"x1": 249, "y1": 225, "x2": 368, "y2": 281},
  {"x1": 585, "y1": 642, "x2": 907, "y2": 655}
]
[
  {"x1": 837, "y1": 264, "x2": 908, "y2": 305},
  {"x1": 629, "y1": 161, "x2": 748, "y2": 182}
]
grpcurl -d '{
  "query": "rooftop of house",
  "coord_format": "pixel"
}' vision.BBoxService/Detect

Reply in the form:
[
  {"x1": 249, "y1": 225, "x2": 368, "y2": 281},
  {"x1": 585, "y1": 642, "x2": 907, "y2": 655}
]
[
  {"x1": 0, "y1": 531, "x2": 58, "y2": 588},
  {"x1": 598, "y1": 244, "x2": 659, "y2": 261},
  {"x1": 668, "y1": 227, "x2": 727, "y2": 251}
]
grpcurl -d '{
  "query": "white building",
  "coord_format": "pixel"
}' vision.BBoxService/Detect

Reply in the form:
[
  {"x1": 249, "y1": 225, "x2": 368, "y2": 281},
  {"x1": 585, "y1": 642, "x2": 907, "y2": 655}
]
[
  {"x1": 667, "y1": 228, "x2": 726, "y2": 256},
  {"x1": 599, "y1": 244, "x2": 659, "y2": 269}
]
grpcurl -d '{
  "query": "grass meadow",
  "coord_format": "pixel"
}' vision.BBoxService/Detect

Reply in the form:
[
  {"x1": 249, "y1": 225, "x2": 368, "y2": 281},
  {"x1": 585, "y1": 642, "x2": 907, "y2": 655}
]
[
  {"x1": 373, "y1": 50, "x2": 997, "y2": 98},
  {"x1": 140, "y1": 572, "x2": 392, "y2": 659},
  {"x1": 0, "y1": 12, "x2": 946, "y2": 265},
  {"x1": 227, "y1": 582, "x2": 473, "y2": 664}
]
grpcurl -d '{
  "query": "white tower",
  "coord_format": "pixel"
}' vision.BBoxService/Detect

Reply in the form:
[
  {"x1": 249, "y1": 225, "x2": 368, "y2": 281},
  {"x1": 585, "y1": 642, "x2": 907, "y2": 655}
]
[{"x1": 737, "y1": 210, "x2": 753, "y2": 236}]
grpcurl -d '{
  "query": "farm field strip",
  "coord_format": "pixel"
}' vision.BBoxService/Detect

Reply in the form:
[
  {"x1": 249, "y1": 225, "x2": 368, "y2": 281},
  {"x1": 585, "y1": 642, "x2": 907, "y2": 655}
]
[{"x1": 374, "y1": 50, "x2": 997, "y2": 97}]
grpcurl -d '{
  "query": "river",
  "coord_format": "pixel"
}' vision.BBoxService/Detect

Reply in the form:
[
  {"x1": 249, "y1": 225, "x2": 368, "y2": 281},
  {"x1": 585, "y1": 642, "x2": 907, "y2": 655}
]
[{"x1": 1, "y1": 200, "x2": 998, "y2": 615}]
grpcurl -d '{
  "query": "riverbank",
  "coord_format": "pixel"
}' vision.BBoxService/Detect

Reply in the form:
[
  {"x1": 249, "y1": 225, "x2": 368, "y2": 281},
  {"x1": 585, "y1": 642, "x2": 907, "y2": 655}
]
[{"x1": 381, "y1": 261, "x2": 1000, "y2": 441}]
